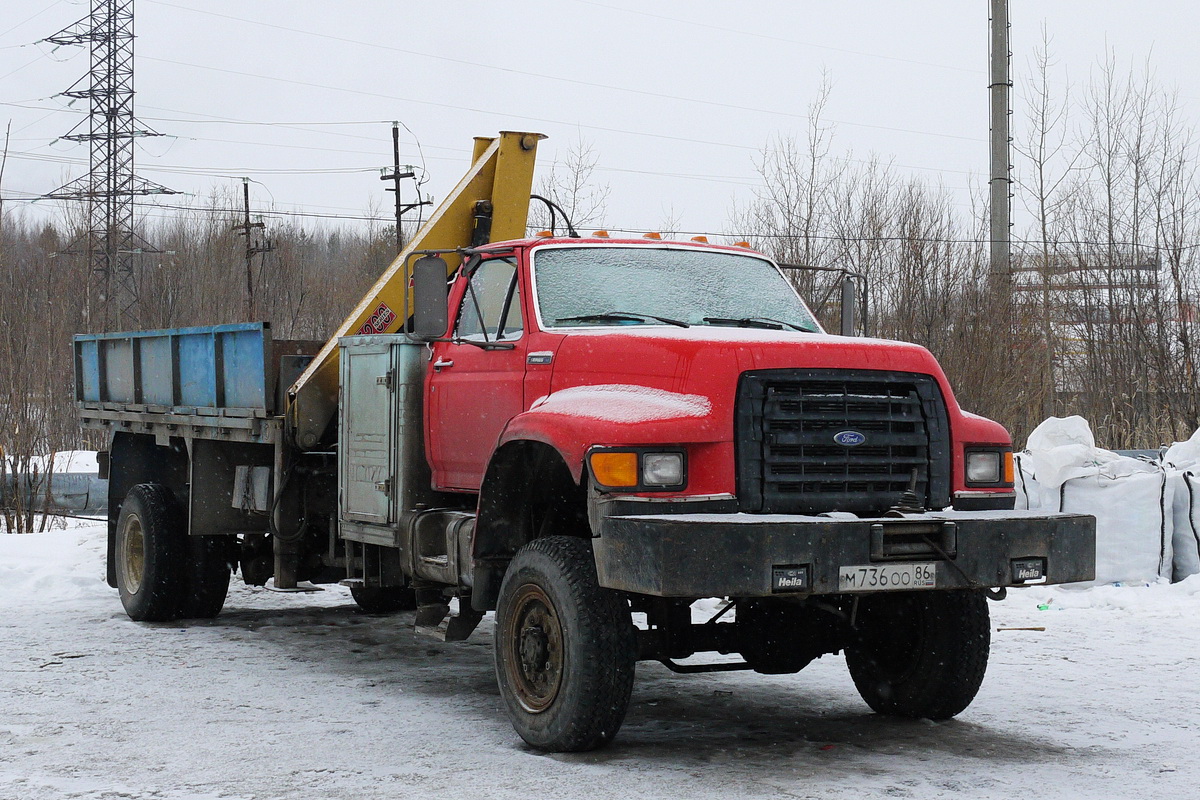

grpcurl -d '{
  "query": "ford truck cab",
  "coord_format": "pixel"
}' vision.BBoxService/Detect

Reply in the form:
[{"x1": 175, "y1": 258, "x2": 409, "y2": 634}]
[{"x1": 399, "y1": 236, "x2": 1094, "y2": 749}]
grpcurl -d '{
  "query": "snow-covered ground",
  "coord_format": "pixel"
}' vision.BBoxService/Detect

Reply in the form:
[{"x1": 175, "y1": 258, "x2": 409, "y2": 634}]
[{"x1": 3, "y1": 525, "x2": 1199, "y2": 800}]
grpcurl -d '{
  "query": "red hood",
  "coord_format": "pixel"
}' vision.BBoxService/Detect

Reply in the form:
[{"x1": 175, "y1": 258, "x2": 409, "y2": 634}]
[
  {"x1": 502, "y1": 326, "x2": 1009, "y2": 495},
  {"x1": 549, "y1": 327, "x2": 961, "y2": 414}
]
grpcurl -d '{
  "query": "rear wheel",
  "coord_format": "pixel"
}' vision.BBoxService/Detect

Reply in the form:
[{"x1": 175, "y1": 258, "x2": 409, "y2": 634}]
[
  {"x1": 845, "y1": 590, "x2": 990, "y2": 719},
  {"x1": 181, "y1": 535, "x2": 232, "y2": 619},
  {"x1": 494, "y1": 536, "x2": 636, "y2": 752},
  {"x1": 115, "y1": 484, "x2": 185, "y2": 622}
]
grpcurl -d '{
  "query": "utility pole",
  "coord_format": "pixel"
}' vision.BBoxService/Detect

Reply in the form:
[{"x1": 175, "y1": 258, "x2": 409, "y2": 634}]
[
  {"x1": 41, "y1": 0, "x2": 176, "y2": 332},
  {"x1": 233, "y1": 178, "x2": 272, "y2": 321},
  {"x1": 380, "y1": 122, "x2": 429, "y2": 254},
  {"x1": 989, "y1": 0, "x2": 1013, "y2": 289},
  {"x1": 0, "y1": 121, "x2": 10, "y2": 227}
]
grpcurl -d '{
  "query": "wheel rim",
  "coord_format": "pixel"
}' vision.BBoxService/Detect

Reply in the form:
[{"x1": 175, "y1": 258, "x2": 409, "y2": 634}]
[
  {"x1": 502, "y1": 583, "x2": 564, "y2": 713},
  {"x1": 120, "y1": 515, "x2": 145, "y2": 594}
]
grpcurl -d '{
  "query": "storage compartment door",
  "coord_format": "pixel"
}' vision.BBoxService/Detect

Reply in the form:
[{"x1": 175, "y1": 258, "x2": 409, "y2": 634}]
[{"x1": 339, "y1": 342, "x2": 394, "y2": 525}]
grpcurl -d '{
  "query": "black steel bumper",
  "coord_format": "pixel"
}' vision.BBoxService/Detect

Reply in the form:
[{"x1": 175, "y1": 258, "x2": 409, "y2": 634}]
[{"x1": 593, "y1": 509, "x2": 1096, "y2": 597}]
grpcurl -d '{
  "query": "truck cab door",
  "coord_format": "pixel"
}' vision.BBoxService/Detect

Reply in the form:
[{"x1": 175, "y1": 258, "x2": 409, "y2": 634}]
[{"x1": 426, "y1": 256, "x2": 527, "y2": 491}]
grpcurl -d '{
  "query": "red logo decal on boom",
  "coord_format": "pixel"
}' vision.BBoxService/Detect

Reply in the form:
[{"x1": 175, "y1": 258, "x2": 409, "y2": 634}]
[{"x1": 357, "y1": 303, "x2": 397, "y2": 335}]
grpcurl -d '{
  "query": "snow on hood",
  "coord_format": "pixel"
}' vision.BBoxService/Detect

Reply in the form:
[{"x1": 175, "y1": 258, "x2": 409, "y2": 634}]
[{"x1": 530, "y1": 384, "x2": 712, "y2": 424}]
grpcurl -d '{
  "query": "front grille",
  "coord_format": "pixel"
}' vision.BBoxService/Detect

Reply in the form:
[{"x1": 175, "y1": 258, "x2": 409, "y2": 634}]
[{"x1": 736, "y1": 369, "x2": 951, "y2": 515}]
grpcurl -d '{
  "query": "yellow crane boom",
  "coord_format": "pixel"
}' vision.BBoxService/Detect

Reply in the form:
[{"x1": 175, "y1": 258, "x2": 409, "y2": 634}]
[{"x1": 287, "y1": 131, "x2": 545, "y2": 449}]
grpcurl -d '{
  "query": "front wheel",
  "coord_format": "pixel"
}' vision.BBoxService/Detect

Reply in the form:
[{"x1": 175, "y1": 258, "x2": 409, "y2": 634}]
[
  {"x1": 844, "y1": 590, "x2": 990, "y2": 720},
  {"x1": 494, "y1": 536, "x2": 636, "y2": 752}
]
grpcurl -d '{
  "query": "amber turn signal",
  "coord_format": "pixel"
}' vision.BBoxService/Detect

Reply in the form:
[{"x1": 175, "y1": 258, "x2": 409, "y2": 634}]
[
  {"x1": 590, "y1": 452, "x2": 639, "y2": 488},
  {"x1": 1003, "y1": 450, "x2": 1014, "y2": 484}
]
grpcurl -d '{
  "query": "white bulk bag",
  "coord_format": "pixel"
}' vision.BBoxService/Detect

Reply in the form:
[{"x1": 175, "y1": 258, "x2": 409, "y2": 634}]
[
  {"x1": 1061, "y1": 466, "x2": 1173, "y2": 585},
  {"x1": 1168, "y1": 470, "x2": 1200, "y2": 581}
]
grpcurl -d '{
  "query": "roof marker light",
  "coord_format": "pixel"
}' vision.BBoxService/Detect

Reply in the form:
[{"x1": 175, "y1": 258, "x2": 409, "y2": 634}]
[
  {"x1": 734, "y1": 241, "x2": 751, "y2": 248},
  {"x1": 535, "y1": 230, "x2": 554, "y2": 238},
  {"x1": 592, "y1": 230, "x2": 610, "y2": 238},
  {"x1": 643, "y1": 232, "x2": 662, "y2": 240},
  {"x1": 690, "y1": 235, "x2": 709, "y2": 243}
]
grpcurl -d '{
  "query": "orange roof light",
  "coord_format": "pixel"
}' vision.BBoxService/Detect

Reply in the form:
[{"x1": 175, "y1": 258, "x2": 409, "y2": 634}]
[
  {"x1": 642, "y1": 231, "x2": 662, "y2": 240},
  {"x1": 690, "y1": 235, "x2": 709, "y2": 243},
  {"x1": 734, "y1": 241, "x2": 751, "y2": 248},
  {"x1": 535, "y1": 230, "x2": 554, "y2": 238},
  {"x1": 592, "y1": 230, "x2": 610, "y2": 238}
]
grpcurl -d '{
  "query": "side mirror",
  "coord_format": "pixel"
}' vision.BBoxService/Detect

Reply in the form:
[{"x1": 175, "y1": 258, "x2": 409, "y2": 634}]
[
  {"x1": 840, "y1": 275, "x2": 857, "y2": 336},
  {"x1": 411, "y1": 255, "x2": 449, "y2": 341}
]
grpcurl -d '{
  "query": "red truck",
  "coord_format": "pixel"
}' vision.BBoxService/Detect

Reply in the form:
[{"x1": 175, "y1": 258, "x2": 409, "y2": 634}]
[{"x1": 76, "y1": 132, "x2": 1094, "y2": 752}]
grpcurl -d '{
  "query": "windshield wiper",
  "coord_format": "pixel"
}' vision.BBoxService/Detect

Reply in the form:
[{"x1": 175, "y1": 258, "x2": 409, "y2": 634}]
[
  {"x1": 456, "y1": 338, "x2": 516, "y2": 350},
  {"x1": 556, "y1": 311, "x2": 690, "y2": 328},
  {"x1": 702, "y1": 316, "x2": 813, "y2": 332}
]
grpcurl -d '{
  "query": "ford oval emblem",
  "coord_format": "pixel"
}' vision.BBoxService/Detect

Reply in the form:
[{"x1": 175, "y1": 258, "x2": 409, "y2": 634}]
[{"x1": 833, "y1": 430, "x2": 867, "y2": 447}]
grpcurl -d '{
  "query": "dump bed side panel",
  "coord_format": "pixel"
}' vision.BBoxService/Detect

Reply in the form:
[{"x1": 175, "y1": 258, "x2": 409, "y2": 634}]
[{"x1": 74, "y1": 322, "x2": 272, "y2": 415}]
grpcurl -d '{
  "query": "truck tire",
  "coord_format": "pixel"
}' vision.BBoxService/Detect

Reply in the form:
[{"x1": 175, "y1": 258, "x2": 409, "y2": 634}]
[
  {"x1": 115, "y1": 484, "x2": 185, "y2": 622},
  {"x1": 844, "y1": 590, "x2": 990, "y2": 720},
  {"x1": 181, "y1": 535, "x2": 231, "y2": 619},
  {"x1": 350, "y1": 585, "x2": 418, "y2": 613},
  {"x1": 494, "y1": 536, "x2": 636, "y2": 752}
]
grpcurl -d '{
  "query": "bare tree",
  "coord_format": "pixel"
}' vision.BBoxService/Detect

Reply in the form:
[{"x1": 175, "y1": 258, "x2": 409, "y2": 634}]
[{"x1": 531, "y1": 135, "x2": 611, "y2": 233}]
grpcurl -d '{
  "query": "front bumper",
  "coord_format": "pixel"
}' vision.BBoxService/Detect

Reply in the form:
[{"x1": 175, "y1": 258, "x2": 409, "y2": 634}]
[{"x1": 593, "y1": 509, "x2": 1096, "y2": 597}]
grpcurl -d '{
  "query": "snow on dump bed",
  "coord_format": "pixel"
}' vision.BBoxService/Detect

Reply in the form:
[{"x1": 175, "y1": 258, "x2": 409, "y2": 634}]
[{"x1": 531, "y1": 384, "x2": 711, "y2": 423}]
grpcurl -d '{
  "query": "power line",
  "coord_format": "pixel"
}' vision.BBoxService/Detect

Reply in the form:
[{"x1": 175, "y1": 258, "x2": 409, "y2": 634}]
[
  {"x1": 564, "y1": 0, "x2": 985, "y2": 77},
  {"x1": 0, "y1": 0, "x2": 66, "y2": 42},
  {"x1": 4, "y1": 146, "x2": 383, "y2": 176},
  {"x1": 138, "y1": 55, "x2": 769, "y2": 154},
  {"x1": 1, "y1": 98, "x2": 980, "y2": 183},
  {"x1": 143, "y1": 0, "x2": 984, "y2": 144},
  {"x1": 6, "y1": 189, "x2": 1199, "y2": 253}
]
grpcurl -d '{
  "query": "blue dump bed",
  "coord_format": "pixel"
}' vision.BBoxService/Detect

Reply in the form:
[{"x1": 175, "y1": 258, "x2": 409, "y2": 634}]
[{"x1": 74, "y1": 322, "x2": 272, "y2": 416}]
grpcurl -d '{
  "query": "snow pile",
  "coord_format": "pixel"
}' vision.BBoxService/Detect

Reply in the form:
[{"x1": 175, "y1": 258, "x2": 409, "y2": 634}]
[
  {"x1": 530, "y1": 384, "x2": 712, "y2": 423},
  {"x1": 0, "y1": 526, "x2": 110, "y2": 608},
  {"x1": 1015, "y1": 416, "x2": 1173, "y2": 586},
  {"x1": 1029, "y1": 571, "x2": 1200, "y2": 613},
  {"x1": 4, "y1": 525, "x2": 1200, "y2": 798}
]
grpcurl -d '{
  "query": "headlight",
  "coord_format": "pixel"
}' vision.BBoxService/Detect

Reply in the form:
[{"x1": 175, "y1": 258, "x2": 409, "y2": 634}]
[
  {"x1": 588, "y1": 448, "x2": 687, "y2": 490},
  {"x1": 966, "y1": 451, "x2": 1001, "y2": 483},
  {"x1": 642, "y1": 452, "x2": 684, "y2": 486},
  {"x1": 964, "y1": 448, "x2": 1013, "y2": 487}
]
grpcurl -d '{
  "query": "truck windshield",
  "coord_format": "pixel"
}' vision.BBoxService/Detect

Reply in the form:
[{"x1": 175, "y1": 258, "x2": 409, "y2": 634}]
[{"x1": 532, "y1": 246, "x2": 821, "y2": 332}]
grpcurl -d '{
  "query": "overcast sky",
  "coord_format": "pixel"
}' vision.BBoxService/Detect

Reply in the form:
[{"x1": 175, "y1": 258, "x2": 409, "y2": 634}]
[{"x1": 1, "y1": 1, "x2": 1197, "y2": 238}]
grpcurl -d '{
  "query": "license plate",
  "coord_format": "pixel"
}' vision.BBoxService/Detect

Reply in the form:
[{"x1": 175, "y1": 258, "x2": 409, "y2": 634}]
[{"x1": 838, "y1": 563, "x2": 937, "y2": 592}]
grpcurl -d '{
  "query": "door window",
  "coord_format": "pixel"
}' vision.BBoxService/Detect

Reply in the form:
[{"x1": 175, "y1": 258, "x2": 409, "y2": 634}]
[{"x1": 456, "y1": 258, "x2": 523, "y2": 342}]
